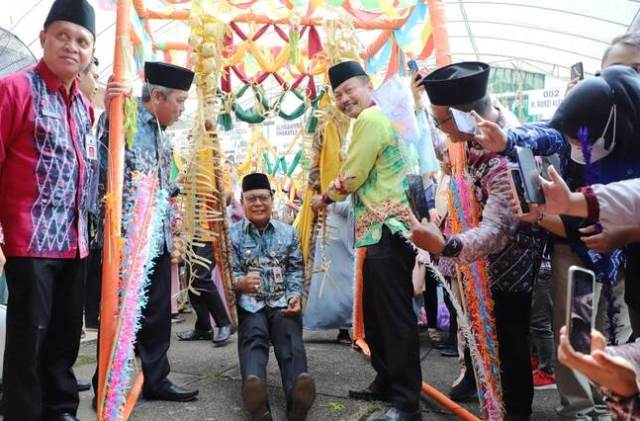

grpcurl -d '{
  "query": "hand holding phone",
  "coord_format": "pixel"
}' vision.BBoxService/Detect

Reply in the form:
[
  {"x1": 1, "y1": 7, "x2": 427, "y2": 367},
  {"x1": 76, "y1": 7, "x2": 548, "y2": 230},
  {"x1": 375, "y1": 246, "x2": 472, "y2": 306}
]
[
  {"x1": 566, "y1": 266, "x2": 595, "y2": 354},
  {"x1": 449, "y1": 108, "x2": 477, "y2": 136},
  {"x1": 515, "y1": 146, "x2": 545, "y2": 204},
  {"x1": 570, "y1": 62, "x2": 584, "y2": 81},
  {"x1": 408, "y1": 59, "x2": 423, "y2": 83},
  {"x1": 508, "y1": 166, "x2": 530, "y2": 214}
]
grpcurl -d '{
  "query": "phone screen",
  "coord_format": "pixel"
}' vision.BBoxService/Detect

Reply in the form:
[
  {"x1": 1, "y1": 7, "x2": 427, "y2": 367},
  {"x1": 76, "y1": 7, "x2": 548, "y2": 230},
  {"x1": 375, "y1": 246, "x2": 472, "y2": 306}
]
[
  {"x1": 540, "y1": 154, "x2": 561, "y2": 181},
  {"x1": 406, "y1": 175, "x2": 429, "y2": 221},
  {"x1": 516, "y1": 146, "x2": 544, "y2": 204},
  {"x1": 570, "y1": 62, "x2": 584, "y2": 80},
  {"x1": 449, "y1": 108, "x2": 477, "y2": 136},
  {"x1": 567, "y1": 266, "x2": 595, "y2": 354},
  {"x1": 509, "y1": 167, "x2": 530, "y2": 214}
]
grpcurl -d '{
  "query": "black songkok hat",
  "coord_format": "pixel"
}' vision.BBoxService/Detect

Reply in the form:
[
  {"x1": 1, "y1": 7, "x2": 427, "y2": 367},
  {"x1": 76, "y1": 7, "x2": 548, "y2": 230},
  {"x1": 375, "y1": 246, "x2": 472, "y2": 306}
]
[
  {"x1": 242, "y1": 173, "x2": 271, "y2": 193},
  {"x1": 144, "y1": 61, "x2": 195, "y2": 92},
  {"x1": 328, "y1": 60, "x2": 368, "y2": 90},
  {"x1": 422, "y1": 61, "x2": 490, "y2": 106},
  {"x1": 44, "y1": 0, "x2": 96, "y2": 38}
]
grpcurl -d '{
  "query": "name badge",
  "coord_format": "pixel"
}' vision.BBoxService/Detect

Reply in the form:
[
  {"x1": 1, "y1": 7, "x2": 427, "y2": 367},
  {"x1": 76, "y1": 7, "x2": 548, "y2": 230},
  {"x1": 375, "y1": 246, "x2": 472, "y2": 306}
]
[
  {"x1": 85, "y1": 134, "x2": 97, "y2": 161},
  {"x1": 272, "y1": 266, "x2": 284, "y2": 284}
]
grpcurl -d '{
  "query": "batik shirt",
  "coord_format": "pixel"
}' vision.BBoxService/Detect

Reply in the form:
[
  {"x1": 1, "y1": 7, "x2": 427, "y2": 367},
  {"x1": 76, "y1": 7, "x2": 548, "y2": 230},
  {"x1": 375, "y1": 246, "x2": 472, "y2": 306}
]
[
  {"x1": 0, "y1": 60, "x2": 93, "y2": 258},
  {"x1": 326, "y1": 106, "x2": 412, "y2": 247},
  {"x1": 435, "y1": 110, "x2": 544, "y2": 292},
  {"x1": 122, "y1": 101, "x2": 177, "y2": 253},
  {"x1": 88, "y1": 112, "x2": 109, "y2": 250},
  {"x1": 230, "y1": 219, "x2": 304, "y2": 313}
]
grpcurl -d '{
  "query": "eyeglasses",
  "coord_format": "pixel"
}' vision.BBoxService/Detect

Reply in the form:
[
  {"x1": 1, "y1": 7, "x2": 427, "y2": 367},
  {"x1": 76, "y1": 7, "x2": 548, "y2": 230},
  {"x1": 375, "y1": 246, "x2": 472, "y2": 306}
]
[
  {"x1": 244, "y1": 194, "x2": 272, "y2": 204},
  {"x1": 431, "y1": 115, "x2": 452, "y2": 130}
]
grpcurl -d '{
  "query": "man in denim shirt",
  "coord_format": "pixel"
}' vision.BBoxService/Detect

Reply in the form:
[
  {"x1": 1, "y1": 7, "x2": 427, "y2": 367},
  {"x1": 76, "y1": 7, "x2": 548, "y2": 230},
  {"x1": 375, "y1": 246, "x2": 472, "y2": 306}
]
[
  {"x1": 90, "y1": 61, "x2": 198, "y2": 405},
  {"x1": 230, "y1": 173, "x2": 315, "y2": 421}
]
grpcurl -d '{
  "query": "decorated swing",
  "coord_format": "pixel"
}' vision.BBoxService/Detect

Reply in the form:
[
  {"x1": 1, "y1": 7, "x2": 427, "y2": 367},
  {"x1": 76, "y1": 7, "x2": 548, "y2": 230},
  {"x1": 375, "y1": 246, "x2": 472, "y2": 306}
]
[{"x1": 98, "y1": 1, "x2": 498, "y2": 420}]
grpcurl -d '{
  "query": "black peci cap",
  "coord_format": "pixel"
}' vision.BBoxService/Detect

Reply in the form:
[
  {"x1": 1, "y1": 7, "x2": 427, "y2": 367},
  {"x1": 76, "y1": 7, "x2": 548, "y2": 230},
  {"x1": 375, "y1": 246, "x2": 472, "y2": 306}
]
[
  {"x1": 144, "y1": 61, "x2": 195, "y2": 91},
  {"x1": 422, "y1": 61, "x2": 490, "y2": 106}
]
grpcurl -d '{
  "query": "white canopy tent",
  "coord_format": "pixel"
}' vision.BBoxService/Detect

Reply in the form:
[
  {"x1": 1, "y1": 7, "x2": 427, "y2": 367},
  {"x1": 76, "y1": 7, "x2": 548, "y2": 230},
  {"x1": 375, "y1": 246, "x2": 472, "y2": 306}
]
[{"x1": 3, "y1": 0, "x2": 638, "y2": 85}]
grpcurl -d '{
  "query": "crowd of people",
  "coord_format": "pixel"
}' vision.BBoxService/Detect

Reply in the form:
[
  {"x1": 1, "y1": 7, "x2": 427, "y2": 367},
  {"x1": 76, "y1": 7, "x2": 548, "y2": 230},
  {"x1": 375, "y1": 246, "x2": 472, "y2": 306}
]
[{"x1": 2, "y1": 1, "x2": 640, "y2": 421}]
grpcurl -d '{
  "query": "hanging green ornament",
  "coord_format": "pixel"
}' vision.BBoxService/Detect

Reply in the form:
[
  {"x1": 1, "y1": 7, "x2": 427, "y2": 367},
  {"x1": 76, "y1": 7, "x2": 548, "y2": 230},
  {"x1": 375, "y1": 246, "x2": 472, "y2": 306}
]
[
  {"x1": 277, "y1": 88, "x2": 307, "y2": 121},
  {"x1": 287, "y1": 150, "x2": 302, "y2": 176},
  {"x1": 233, "y1": 84, "x2": 269, "y2": 124},
  {"x1": 217, "y1": 113, "x2": 233, "y2": 131},
  {"x1": 263, "y1": 152, "x2": 275, "y2": 175}
]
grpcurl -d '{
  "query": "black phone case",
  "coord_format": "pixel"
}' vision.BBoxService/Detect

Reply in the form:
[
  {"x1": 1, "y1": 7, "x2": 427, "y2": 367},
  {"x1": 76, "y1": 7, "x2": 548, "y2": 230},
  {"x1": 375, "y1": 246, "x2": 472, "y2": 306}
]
[
  {"x1": 406, "y1": 175, "x2": 430, "y2": 221},
  {"x1": 516, "y1": 147, "x2": 545, "y2": 204}
]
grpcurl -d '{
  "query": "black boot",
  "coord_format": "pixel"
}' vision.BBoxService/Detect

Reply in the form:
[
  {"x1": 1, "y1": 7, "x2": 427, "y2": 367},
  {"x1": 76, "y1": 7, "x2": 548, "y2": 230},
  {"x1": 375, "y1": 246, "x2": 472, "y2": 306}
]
[{"x1": 449, "y1": 348, "x2": 477, "y2": 402}]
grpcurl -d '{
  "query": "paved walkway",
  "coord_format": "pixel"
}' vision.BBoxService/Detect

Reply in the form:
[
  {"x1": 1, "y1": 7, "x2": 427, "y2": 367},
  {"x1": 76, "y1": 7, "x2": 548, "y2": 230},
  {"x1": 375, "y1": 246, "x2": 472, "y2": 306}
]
[{"x1": 63, "y1": 312, "x2": 560, "y2": 420}]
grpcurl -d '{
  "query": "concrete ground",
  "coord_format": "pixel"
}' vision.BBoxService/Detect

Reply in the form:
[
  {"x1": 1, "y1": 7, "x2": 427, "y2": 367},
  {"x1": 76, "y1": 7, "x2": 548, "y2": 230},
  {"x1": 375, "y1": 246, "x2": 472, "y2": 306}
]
[{"x1": 63, "y1": 312, "x2": 560, "y2": 421}]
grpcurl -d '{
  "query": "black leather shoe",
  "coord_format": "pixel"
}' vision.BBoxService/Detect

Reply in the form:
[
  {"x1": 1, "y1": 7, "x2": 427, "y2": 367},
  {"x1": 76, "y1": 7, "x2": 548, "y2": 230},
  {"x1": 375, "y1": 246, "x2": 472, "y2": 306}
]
[
  {"x1": 77, "y1": 378, "x2": 91, "y2": 392},
  {"x1": 144, "y1": 382, "x2": 199, "y2": 402},
  {"x1": 449, "y1": 371, "x2": 477, "y2": 402},
  {"x1": 55, "y1": 413, "x2": 80, "y2": 421},
  {"x1": 213, "y1": 325, "x2": 232, "y2": 345},
  {"x1": 439, "y1": 345, "x2": 459, "y2": 357},
  {"x1": 348, "y1": 386, "x2": 392, "y2": 403},
  {"x1": 242, "y1": 375, "x2": 272, "y2": 421},
  {"x1": 372, "y1": 407, "x2": 422, "y2": 421},
  {"x1": 287, "y1": 373, "x2": 316, "y2": 421},
  {"x1": 177, "y1": 329, "x2": 213, "y2": 341}
]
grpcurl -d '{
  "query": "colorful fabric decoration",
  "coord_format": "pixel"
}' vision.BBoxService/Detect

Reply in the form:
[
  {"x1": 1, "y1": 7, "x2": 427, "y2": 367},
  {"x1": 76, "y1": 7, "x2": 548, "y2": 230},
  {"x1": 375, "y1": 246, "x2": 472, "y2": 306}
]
[
  {"x1": 448, "y1": 172, "x2": 504, "y2": 419},
  {"x1": 101, "y1": 173, "x2": 168, "y2": 421}
]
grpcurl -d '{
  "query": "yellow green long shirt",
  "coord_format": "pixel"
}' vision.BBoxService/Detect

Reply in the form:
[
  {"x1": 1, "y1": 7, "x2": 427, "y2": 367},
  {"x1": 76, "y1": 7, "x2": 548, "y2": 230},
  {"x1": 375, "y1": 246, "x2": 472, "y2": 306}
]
[{"x1": 326, "y1": 106, "x2": 412, "y2": 247}]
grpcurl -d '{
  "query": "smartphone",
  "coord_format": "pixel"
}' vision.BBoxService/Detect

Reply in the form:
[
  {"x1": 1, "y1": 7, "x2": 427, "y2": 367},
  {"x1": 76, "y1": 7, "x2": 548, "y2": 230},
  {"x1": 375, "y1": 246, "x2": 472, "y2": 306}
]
[
  {"x1": 408, "y1": 59, "x2": 419, "y2": 73},
  {"x1": 449, "y1": 108, "x2": 477, "y2": 136},
  {"x1": 566, "y1": 266, "x2": 595, "y2": 354},
  {"x1": 406, "y1": 175, "x2": 430, "y2": 221},
  {"x1": 408, "y1": 59, "x2": 423, "y2": 82},
  {"x1": 508, "y1": 166, "x2": 530, "y2": 214},
  {"x1": 515, "y1": 146, "x2": 545, "y2": 204},
  {"x1": 570, "y1": 62, "x2": 584, "y2": 80},
  {"x1": 540, "y1": 153, "x2": 561, "y2": 181}
]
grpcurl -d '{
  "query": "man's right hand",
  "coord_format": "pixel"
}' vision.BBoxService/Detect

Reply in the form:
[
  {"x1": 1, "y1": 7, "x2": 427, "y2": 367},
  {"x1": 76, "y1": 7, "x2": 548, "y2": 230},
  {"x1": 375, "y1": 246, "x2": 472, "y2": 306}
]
[
  {"x1": 0, "y1": 245, "x2": 5, "y2": 276},
  {"x1": 236, "y1": 272, "x2": 261, "y2": 294},
  {"x1": 104, "y1": 75, "x2": 133, "y2": 114}
]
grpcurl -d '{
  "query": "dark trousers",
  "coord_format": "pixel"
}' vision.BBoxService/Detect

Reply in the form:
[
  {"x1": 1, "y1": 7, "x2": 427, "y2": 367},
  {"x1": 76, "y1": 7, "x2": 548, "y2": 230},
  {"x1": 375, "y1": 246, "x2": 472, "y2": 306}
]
[
  {"x1": 237, "y1": 307, "x2": 307, "y2": 400},
  {"x1": 92, "y1": 250, "x2": 172, "y2": 395},
  {"x1": 363, "y1": 226, "x2": 421, "y2": 413},
  {"x1": 530, "y1": 266, "x2": 554, "y2": 373},
  {"x1": 443, "y1": 277, "x2": 458, "y2": 348},
  {"x1": 84, "y1": 247, "x2": 102, "y2": 329},
  {"x1": 189, "y1": 243, "x2": 230, "y2": 331},
  {"x1": 493, "y1": 290, "x2": 533, "y2": 417},
  {"x1": 423, "y1": 266, "x2": 438, "y2": 329},
  {"x1": 3, "y1": 256, "x2": 86, "y2": 421}
]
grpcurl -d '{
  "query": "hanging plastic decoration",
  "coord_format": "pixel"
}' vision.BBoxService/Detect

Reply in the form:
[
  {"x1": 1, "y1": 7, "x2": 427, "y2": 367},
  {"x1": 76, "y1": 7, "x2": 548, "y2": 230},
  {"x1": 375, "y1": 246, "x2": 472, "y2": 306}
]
[
  {"x1": 184, "y1": 2, "x2": 239, "y2": 326},
  {"x1": 101, "y1": 173, "x2": 168, "y2": 421}
]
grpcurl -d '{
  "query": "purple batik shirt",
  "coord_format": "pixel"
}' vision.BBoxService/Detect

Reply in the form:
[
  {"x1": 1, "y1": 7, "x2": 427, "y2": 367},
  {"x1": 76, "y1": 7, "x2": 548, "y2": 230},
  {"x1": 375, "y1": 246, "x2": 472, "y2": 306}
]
[{"x1": 0, "y1": 60, "x2": 94, "y2": 258}]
